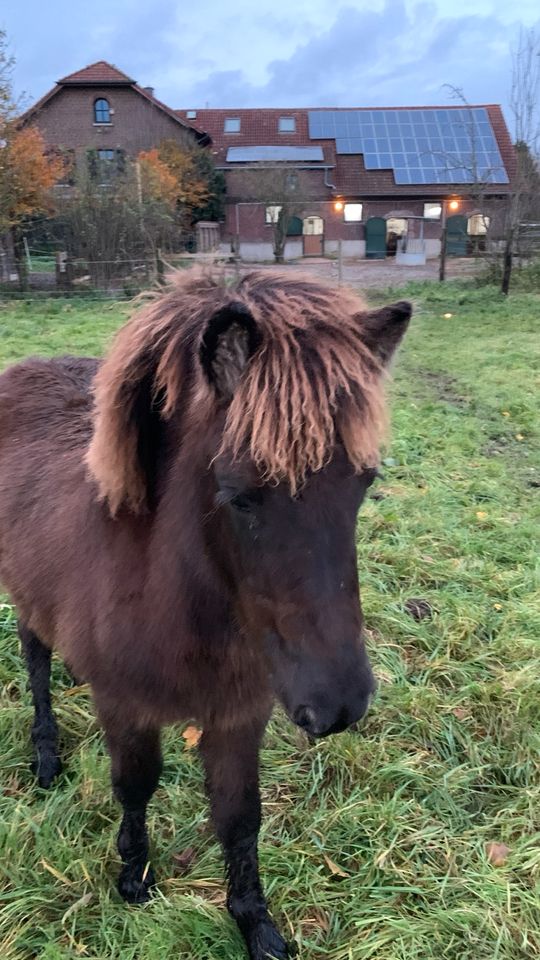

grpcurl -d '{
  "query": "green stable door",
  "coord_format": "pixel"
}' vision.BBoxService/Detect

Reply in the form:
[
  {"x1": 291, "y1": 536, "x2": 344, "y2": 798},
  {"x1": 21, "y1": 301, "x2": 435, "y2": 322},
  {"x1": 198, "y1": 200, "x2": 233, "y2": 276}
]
[
  {"x1": 446, "y1": 214, "x2": 468, "y2": 256},
  {"x1": 365, "y1": 217, "x2": 387, "y2": 259}
]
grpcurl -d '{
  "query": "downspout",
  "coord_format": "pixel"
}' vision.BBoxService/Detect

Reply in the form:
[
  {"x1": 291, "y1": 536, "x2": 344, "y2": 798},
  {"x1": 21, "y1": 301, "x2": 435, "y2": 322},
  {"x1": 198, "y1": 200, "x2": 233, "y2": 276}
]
[{"x1": 324, "y1": 167, "x2": 337, "y2": 192}]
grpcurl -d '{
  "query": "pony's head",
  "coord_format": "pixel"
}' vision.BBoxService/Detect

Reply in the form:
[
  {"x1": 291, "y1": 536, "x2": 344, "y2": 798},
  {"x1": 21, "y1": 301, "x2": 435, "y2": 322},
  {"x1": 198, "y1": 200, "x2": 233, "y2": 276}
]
[{"x1": 87, "y1": 270, "x2": 410, "y2": 736}]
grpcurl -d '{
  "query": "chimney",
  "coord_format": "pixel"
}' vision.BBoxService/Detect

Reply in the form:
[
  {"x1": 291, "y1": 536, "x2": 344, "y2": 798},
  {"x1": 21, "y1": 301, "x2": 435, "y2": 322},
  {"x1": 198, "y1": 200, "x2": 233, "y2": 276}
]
[{"x1": 144, "y1": 86, "x2": 155, "y2": 97}]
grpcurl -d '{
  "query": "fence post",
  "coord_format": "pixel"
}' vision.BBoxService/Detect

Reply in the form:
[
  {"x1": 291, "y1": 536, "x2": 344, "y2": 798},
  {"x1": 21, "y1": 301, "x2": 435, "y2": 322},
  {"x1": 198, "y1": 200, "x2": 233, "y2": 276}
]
[
  {"x1": 56, "y1": 251, "x2": 73, "y2": 292},
  {"x1": 23, "y1": 237, "x2": 32, "y2": 273},
  {"x1": 156, "y1": 248, "x2": 165, "y2": 285},
  {"x1": 337, "y1": 239, "x2": 343, "y2": 285},
  {"x1": 439, "y1": 202, "x2": 447, "y2": 282}
]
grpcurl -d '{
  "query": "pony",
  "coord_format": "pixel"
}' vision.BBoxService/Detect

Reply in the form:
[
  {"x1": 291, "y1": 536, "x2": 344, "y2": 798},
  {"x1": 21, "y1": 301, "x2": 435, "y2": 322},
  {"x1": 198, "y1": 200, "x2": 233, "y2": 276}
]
[{"x1": 0, "y1": 269, "x2": 410, "y2": 959}]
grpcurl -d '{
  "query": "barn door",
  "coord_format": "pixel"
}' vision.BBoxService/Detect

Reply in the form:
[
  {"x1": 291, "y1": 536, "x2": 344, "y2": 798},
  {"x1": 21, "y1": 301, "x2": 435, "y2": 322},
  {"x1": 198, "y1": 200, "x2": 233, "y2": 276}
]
[
  {"x1": 446, "y1": 214, "x2": 468, "y2": 256},
  {"x1": 287, "y1": 215, "x2": 303, "y2": 237},
  {"x1": 365, "y1": 217, "x2": 386, "y2": 259},
  {"x1": 303, "y1": 216, "x2": 324, "y2": 255}
]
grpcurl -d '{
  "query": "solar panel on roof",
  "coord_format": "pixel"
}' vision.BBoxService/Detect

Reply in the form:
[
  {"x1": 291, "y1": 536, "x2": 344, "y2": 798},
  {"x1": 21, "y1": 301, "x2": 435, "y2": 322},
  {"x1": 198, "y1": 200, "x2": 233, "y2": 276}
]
[
  {"x1": 226, "y1": 145, "x2": 324, "y2": 162},
  {"x1": 307, "y1": 109, "x2": 508, "y2": 185}
]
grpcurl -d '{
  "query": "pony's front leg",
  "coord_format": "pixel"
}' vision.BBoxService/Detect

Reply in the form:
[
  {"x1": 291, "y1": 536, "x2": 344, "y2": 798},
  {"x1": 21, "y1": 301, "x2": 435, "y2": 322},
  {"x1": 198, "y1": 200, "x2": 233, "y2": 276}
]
[
  {"x1": 200, "y1": 721, "x2": 289, "y2": 960},
  {"x1": 103, "y1": 722, "x2": 162, "y2": 904}
]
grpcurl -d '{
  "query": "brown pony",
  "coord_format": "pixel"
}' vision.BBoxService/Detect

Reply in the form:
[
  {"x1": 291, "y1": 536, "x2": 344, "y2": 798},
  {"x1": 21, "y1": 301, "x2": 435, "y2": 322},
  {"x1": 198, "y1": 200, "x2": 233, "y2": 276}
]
[{"x1": 0, "y1": 269, "x2": 410, "y2": 960}]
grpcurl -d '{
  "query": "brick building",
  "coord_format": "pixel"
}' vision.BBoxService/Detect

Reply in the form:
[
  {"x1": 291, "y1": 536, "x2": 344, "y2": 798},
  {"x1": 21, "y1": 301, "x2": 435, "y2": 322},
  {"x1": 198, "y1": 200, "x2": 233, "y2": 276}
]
[
  {"x1": 22, "y1": 61, "x2": 515, "y2": 261},
  {"x1": 177, "y1": 106, "x2": 515, "y2": 260},
  {"x1": 21, "y1": 61, "x2": 206, "y2": 173}
]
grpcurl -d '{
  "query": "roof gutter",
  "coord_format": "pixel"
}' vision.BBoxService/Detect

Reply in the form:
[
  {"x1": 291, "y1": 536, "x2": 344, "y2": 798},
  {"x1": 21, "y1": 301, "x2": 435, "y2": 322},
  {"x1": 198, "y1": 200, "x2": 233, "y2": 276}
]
[{"x1": 216, "y1": 163, "x2": 336, "y2": 171}]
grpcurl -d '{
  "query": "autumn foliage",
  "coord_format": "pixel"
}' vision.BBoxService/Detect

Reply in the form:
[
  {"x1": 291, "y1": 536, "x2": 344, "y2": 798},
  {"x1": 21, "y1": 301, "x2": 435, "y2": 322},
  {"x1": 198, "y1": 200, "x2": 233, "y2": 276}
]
[
  {"x1": 156, "y1": 140, "x2": 210, "y2": 211},
  {"x1": 137, "y1": 148, "x2": 178, "y2": 206},
  {"x1": 0, "y1": 126, "x2": 63, "y2": 232}
]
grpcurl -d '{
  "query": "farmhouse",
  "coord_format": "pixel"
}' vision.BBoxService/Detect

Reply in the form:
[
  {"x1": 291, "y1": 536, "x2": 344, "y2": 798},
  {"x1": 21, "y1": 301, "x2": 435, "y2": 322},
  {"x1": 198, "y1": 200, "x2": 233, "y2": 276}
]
[
  {"x1": 22, "y1": 60, "x2": 515, "y2": 261},
  {"x1": 177, "y1": 106, "x2": 515, "y2": 260},
  {"x1": 20, "y1": 61, "x2": 206, "y2": 171}
]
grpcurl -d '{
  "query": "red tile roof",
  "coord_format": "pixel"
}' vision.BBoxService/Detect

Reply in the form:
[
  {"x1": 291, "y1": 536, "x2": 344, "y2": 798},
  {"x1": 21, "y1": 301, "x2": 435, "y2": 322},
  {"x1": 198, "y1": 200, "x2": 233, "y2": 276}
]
[
  {"x1": 177, "y1": 106, "x2": 514, "y2": 195},
  {"x1": 176, "y1": 109, "x2": 315, "y2": 164},
  {"x1": 58, "y1": 61, "x2": 134, "y2": 85},
  {"x1": 21, "y1": 61, "x2": 206, "y2": 141}
]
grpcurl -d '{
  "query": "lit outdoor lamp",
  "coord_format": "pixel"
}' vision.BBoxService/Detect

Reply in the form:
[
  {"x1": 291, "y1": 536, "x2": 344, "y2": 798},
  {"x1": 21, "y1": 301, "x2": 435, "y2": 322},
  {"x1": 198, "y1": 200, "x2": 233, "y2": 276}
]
[{"x1": 334, "y1": 199, "x2": 344, "y2": 212}]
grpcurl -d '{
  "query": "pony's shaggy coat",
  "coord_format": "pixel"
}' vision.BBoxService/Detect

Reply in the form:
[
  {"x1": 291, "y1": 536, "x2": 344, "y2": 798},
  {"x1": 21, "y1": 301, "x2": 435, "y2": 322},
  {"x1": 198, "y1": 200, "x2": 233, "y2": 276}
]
[
  {"x1": 0, "y1": 268, "x2": 411, "y2": 960},
  {"x1": 86, "y1": 269, "x2": 387, "y2": 514}
]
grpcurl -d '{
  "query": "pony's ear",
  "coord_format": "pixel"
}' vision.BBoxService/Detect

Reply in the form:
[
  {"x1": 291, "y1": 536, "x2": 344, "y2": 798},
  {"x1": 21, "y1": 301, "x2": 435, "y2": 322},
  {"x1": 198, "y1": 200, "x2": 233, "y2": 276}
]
[
  {"x1": 200, "y1": 301, "x2": 261, "y2": 401},
  {"x1": 359, "y1": 301, "x2": 412, "y2": 366}
]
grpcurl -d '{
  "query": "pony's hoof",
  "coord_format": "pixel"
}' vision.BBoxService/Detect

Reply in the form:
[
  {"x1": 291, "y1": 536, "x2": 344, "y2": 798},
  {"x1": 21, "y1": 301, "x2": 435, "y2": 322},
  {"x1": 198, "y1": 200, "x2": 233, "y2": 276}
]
[
  {"x1": 118, "y1": 864, "x2": 155, "y2": 904},
  {"x1": 245, "y1": 919, "x2": 289, "y2": 960},
  {"x1": 33, "y1": 753, "x2": 62, "y2": 789}
]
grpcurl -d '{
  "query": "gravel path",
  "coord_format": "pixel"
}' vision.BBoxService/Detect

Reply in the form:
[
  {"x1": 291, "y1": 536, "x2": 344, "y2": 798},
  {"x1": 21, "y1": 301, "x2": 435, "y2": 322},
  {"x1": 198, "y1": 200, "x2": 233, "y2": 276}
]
[{"x1": 255, "y1": 256, "x2": 482, "y2": 289}]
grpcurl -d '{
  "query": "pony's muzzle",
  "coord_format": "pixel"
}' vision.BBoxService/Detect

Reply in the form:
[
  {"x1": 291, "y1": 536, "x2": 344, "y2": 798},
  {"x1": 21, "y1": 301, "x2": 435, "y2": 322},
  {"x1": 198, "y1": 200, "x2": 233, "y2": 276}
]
[{"x1": 292, "y1": 685, "x2": 375, "y2": 738}]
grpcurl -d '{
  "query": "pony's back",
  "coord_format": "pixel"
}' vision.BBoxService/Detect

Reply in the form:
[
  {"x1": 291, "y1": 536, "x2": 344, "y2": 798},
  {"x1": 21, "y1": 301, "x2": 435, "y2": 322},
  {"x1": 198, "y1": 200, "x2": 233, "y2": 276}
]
[
  {"x1": 0, "y1": 356, "x2": 101, "y2": 648},
  {"x1": 0, "y1": 356, "x2": 98, "y2": 445}
]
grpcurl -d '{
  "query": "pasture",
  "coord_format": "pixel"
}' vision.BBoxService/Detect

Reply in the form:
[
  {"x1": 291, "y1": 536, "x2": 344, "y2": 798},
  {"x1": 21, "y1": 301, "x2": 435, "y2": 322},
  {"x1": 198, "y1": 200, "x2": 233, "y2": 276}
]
[{"x1": 0, "y1": 281, "x2": 538, "y2": 960}]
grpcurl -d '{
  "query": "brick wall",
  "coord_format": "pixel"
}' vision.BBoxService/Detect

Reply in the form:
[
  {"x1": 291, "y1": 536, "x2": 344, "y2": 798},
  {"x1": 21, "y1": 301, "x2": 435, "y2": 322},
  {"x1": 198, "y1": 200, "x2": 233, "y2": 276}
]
[{"x1": 33, "y1": 86, "x2": 196, "y2": 159}]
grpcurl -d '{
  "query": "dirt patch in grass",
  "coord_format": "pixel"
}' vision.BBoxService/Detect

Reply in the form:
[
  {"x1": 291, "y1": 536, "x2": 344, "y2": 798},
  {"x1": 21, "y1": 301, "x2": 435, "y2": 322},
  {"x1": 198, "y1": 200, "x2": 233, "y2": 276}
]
[{"x1": 416, "y1": 368, "x2": 469, "y2": 407}]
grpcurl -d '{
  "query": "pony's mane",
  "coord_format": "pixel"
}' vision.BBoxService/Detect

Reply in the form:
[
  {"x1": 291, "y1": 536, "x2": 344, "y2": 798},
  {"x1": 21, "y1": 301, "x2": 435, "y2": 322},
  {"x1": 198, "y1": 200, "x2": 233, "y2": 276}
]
[{"x1": 86, "y1": 268, "x2": 388, "y2": 514}]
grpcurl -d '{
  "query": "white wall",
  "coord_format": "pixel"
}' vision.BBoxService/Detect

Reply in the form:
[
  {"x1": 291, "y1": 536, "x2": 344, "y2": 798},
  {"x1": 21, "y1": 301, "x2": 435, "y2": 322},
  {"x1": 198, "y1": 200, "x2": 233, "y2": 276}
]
[
  {"x1": 235, "y1": 240, "x2": 303, "y2": 262},
  {"x1": 324, "y1": 240, "x2": 366, "y2": 258},
  {"x1": 425, "y1": 239, "x2": 441, "y2": 259}
]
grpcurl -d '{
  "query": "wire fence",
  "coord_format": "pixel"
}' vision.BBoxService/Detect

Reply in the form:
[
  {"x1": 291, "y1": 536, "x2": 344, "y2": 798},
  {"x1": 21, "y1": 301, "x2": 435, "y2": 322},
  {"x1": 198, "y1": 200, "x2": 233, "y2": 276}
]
[{"x1": 0, "y1": 248, "x2": 241, "y2": 302}]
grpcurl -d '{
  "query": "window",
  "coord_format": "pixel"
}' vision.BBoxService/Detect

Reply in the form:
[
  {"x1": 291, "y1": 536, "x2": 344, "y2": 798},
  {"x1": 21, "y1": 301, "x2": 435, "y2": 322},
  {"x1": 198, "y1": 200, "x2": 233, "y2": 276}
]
[
  {"x1": 96, "y1": 149, "x2": 116, "y2": 183},
  {"x1": 279, "y1": 116, "x2": 296, "y2": 133},
  {"x1": 265, "y1": 205, "x2": 282, "y2": 224},
  {"x1": 94, "y1": 98, "x2": 111, "y2": 124},
  {"x1": 186, "y1": 110, "x2": 197, "y2": 119},
  {"x1": 344, "y1": 203, "x2": 363, "y2": 222},
  {"x1": 303, "y1": 215, "x2": 324, "y2": 235},
  {"x1": 424, "y1": 202, "x2": 442, "y2": 220},
  {"x1": 468, "y1": 213, "x2": 490, "y2": 235},
  {"x1": 286, "y1": 172, "x2": 299, "y2": 191},
  {"x1": 224, "y1": 117, "x2": 241, "y2": 133},
  {"x1": 47, "y1": 147, "x2": 75, "y2": 186}
]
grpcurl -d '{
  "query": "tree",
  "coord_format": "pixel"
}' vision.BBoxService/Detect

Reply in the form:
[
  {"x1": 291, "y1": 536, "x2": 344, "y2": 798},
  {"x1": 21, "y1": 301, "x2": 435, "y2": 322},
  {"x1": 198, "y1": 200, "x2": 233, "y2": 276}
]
[
  {"x1": 157, "y1": 140, "x2": 212, "y2": 228},
  {"x1": 241, "y1": 164, "x2": 307, "y2": 262},
  {"x1": 438, "y1": 37, "x2": 540, "y2": 293},
  {"x1": 0, "y1": 31, "x2": 63, "y2": 288},
  {"x1": 437, "y1": 85, "x2": 504, "y2": 282},
  {"x1": 138, "y1": 149, "x2": 178, "y2": 206},
  {"x1": 53, "y1": 154, "x2": 183, "y2": 285},
  {"x1": 501, "y1": 27, "x2": 540, "y2": 294},
  {"x1": 53, "y1": 144, "x2": 213, "y2": 286},
  {"x1": 0, "y1": 29, "x2": 18, "y2": 131},
  {"x1": 188, "y1": 148, "x2": 226, "y2": 223}
]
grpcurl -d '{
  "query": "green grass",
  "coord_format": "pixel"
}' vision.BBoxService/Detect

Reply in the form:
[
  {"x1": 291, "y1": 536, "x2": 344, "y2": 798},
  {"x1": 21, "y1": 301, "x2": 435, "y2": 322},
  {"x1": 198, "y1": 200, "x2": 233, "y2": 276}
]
[
  {"x1": 0, "y1": 283, "x2": 539, "y2": 959},
  {"x1": 29, "y1": 257, "x2": 56, "y2": 275}
]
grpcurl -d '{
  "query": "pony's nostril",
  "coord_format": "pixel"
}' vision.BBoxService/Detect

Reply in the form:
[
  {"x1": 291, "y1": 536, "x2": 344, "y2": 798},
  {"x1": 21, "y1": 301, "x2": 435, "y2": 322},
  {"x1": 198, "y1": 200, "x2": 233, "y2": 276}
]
[{"x1": 293, "y1": 705, "x2": 317, "y2": 731}]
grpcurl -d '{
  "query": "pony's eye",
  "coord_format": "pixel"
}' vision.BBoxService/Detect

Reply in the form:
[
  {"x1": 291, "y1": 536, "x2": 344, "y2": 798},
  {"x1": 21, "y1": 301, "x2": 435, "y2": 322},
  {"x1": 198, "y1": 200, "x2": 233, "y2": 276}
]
[{"x1": 230, "y1": 493, "x2": 253, "y2": 513}]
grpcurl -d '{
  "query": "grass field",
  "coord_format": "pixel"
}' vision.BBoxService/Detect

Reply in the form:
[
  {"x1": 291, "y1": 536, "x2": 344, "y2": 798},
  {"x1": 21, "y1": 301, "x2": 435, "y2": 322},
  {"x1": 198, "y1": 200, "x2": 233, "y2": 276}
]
[{"x1": 0, "y1": 281, "x2": 538, "y2": 960}]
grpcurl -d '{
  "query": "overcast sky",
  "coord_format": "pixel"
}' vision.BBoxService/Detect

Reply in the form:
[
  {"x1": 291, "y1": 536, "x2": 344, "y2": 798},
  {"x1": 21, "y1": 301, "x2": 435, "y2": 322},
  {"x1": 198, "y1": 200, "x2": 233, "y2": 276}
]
[{"x1": 3, "y1": 1, "x2": 539, "y2": 134}]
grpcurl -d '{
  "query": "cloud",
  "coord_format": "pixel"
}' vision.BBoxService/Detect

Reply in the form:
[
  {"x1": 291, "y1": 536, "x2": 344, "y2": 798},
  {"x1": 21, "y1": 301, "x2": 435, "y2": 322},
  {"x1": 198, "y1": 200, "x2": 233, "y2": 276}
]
[
  {"x1": 4, "y1": 0, "x2": 539, "y2": 131},
  {"x1": 177, "y1": 2, "x2": 538, "y2": 129}
]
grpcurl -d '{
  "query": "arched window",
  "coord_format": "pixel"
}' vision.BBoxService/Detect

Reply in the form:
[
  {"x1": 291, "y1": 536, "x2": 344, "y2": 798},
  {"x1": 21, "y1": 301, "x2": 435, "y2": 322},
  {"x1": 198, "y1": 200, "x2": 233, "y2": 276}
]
[{"x1": 94, "y1": 98, "x2": 110, "y2": 124}]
